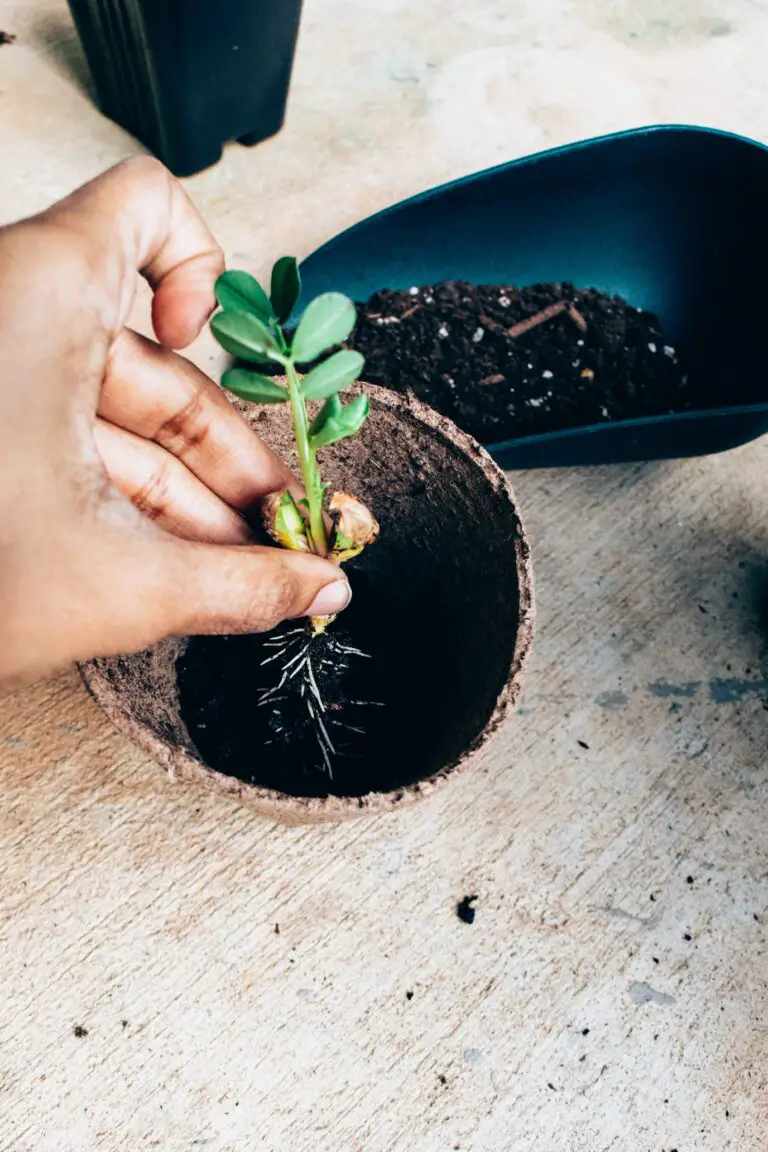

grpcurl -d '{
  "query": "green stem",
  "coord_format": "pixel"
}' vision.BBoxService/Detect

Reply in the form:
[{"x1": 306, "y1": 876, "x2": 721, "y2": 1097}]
[{"x1": 285, "y1": 359, "x2": 328, "y2": 557}]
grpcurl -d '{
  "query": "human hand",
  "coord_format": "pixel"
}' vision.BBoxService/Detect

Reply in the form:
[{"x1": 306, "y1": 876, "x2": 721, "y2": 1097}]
[{"x1": 0, "y1": 159, "x2": 349, "y2": 686}]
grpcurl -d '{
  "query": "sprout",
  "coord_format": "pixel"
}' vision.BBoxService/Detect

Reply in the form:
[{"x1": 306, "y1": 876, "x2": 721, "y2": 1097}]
[
  {"x1": 210, "y1": 261, "x2": 383, "y2": 775},
  {"x1": 211, "y1": 257, "x2": 374, "y2": 569}
]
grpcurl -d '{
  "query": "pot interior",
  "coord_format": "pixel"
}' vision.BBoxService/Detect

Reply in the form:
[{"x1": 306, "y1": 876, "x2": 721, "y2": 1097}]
[{"x1": 86, "y1": 390, "x2": 529, "y2": 802}]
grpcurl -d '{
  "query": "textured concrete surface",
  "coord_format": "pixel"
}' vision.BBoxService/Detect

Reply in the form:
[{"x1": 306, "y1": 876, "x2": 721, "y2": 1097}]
[{"x1": 1, "y1": 1, "x2": 767, "y2": 1150}]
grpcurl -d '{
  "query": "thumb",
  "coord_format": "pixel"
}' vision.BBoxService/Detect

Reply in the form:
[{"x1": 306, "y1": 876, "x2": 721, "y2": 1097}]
[{"x1": 161, "y1": 540, "x2": 351, "y2": 637}]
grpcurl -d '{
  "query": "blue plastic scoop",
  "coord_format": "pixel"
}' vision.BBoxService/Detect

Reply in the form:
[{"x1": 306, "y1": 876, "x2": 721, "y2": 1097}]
[{"x1": 299, "y1": 125, "x2": 768, "y2": 469}]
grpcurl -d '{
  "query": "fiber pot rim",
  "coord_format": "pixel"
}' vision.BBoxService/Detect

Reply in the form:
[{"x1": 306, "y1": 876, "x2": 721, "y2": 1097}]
[{"x1": 80, "y1": 385, "x2": 534, "y2": 824}]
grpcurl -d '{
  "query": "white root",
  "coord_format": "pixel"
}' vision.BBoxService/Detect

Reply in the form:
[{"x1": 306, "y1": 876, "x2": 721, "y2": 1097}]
[{"x1": 256, "y1": 623, "x2": 381, "y2": 775}]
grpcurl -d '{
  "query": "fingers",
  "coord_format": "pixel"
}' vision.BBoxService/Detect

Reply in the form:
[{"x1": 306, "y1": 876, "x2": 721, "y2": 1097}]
[
  {"x1": 44, "y1": 157, "x2": 224, "y2": 348},
  {"x1": 102, "y1": 329, "x2": 297, "y2": 511},
  {"x1": 8, "y1": 528, "x2": 351, "y2": 679},
  {"x1": 166, "y1": 541, "x2": 351, "y2": 637},
  {"x1": 94, "y1": 419, "x2": 252, "y2": 545}
]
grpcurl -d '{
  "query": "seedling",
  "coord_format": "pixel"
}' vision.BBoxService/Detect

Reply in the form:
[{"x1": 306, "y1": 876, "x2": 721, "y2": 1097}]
[{"x1": 210, "y1": 258, "x2": 380, "y2": 772}]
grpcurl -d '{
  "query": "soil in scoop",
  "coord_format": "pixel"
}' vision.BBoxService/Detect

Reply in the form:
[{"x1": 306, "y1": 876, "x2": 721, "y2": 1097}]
[
  {"x1": 350, "y1": 281, "x2": 695, "y2": 444},
  {"x1": 177, "y1": 572, "x2": 455, "y2": 798}
]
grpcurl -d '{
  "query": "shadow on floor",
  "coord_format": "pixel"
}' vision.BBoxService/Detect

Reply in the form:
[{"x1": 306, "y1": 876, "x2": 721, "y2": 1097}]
[{"x1": 27, "y1": 11, "x2": 94, "y2": 100}]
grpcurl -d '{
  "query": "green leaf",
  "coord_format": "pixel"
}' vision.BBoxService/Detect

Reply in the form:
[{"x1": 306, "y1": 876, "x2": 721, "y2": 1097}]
[
  {"x1": 301, "y1": 349, "x2": 364, "y2": 401},
  {"x1": 215, "y1": 271, "x2": 274, "y2": 322},
  {"x1": 334, "y1": 527, "x2": 356, "y2": 552},
  {"x1": 308, "y1": 393, "x2": 341, "y2": 439},
  {"x1": 274, "y1": 491, "x2": 309, "y2": 551},
  {"x1": 309, "y1": 393, "x2": 370, "y2": 450},
  {"x1": 270, "y1": 256, "x2": 301, "y2": 324},
  {"x1": 221, "y1": 368, "x2": 288, "y2": 404},
  {"x1": 338, "y1": 393, "x2": 370, "y2": 436},
  {"x1": 211, "y1": 310, "x2": 283, "y2": 364},
  {"x1": 291, "y1": 293, "x2": 357, "y2": 363}
]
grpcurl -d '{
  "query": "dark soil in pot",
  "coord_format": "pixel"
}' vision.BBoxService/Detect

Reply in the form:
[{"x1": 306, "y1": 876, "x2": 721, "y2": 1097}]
[
  {"x1": 81, "y1": 385, "x2": 533, "y2": 822},
  {"x1": 176, "y1": 568, "x2": 458, "y2": 798},
  {"x1": 349, "y1": 281, "x2": 694, "y2": 443}
]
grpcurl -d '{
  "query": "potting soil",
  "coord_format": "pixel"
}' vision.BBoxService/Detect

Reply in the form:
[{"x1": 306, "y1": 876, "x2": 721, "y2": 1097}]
[{"x1": 350, "y1": 281, "x2": 695, "y2": 443}]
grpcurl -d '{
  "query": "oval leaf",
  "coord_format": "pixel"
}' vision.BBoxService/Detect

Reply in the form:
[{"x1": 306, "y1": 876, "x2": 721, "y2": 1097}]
[
  {"x1": 211, "y1": 310, "x2": 282, "y2": 363},
  {"x1": 338, "y1": 392, "x2": 370, "y2": 436},
  {"x1": 301, "y1": 349, "x2": 364, "y2": 402},
  {"x1": 221, "y1": 368, "x2": 288, "y2": 404},
  {"x1": 215, "y1": 270, "x2": 274, "y2": 322},
  {"x1": 309, "y1": 392, "x2": 370, "y2": 450},
  {"x1": 308, "y1": 393, "x2": 341, "y2": 440},
  {"x1": 291, "y1": 293, "x2": 357, "y2": 363},
  {"x1": 270, "y1": 256, "x2": 301, "y2": 324}
]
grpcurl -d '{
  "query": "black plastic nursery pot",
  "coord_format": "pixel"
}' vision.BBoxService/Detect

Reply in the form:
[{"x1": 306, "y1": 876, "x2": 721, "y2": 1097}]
[
  {"x1": 299, "y1": 125, "x2": 768, "y2": 469},
  {"x1": 67, "y1": 0, "x2": 304, "y2": 176},
  {"x1": 81, "y1": 386, "x2": 534, "y2": 824}
]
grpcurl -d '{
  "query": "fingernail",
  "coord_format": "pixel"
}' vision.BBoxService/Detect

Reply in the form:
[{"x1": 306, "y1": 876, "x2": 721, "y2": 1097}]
[{"x1": 307, "y1": 579, "x2": 352, "y2": 616}]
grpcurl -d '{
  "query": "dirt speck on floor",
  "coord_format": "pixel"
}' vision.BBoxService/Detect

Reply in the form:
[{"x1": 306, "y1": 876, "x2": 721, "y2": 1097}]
[{"x1": 456, "y1": 895, "x2": 477, "y2": 924}]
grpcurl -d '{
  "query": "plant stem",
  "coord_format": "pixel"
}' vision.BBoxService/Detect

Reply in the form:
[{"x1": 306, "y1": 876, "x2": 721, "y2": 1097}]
[{"x1": 285, "y1": 359, "x2": 328, "y2": 557}]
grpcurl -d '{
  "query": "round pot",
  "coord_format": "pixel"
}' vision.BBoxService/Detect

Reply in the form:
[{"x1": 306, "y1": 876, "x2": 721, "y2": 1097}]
[{"x1": 81, "y1": 384, "x2": 534, "y2": 823}]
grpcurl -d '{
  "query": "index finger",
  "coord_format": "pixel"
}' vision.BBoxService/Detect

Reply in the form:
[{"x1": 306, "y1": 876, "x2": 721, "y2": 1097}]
[
  {"x1": 102, "y1": 329, "x2": 298, "y2": 511},
  {"x1": 44, "y1": 157, "x2": 224, "y2": 350}
]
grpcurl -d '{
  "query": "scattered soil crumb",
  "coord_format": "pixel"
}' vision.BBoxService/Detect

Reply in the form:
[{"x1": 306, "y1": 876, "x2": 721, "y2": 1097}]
[
  {"x1": 274, "y1": 923, "x2": 280, "y2": 935},
  {"x1": 457, "y1": 895, "x2": 478, "y2": 924},
  {"x1": 73, "y1": 1025, "x2": 88, "y2": 1038},
  {"x1": 406, "y1": 990, "x2": 414, "y2": 1001}
]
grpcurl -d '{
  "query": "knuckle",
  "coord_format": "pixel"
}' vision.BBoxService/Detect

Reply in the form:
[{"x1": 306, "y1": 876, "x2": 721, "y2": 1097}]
[
  {"x1": 118, "y1": 155, "x2": 172, "y2": 187},
  {"x1": 155, "y1": 387, "x2": 212, "y2": 458},
  {"x1": 131, "y1": 462, "x2": 173, "y2": 522}
]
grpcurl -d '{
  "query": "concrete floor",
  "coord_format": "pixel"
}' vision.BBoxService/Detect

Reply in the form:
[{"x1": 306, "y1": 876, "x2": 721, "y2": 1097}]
[{"x1": 1, "y1": 1, "x2": 767, "y2": 1149}]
